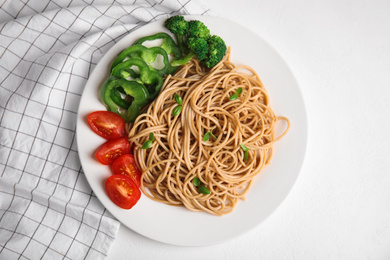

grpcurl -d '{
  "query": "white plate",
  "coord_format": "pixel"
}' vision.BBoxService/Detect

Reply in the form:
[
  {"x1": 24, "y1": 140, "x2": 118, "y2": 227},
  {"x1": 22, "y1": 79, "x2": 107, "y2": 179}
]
[{"x1": 76, "y1": 15, "x2": 307, "y2": 246}]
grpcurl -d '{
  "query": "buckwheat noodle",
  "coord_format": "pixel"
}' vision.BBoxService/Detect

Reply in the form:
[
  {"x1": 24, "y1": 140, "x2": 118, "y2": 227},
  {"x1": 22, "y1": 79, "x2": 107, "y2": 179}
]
[{"x1": 128, "y1": 48, "x2": 290, "y2": 216}]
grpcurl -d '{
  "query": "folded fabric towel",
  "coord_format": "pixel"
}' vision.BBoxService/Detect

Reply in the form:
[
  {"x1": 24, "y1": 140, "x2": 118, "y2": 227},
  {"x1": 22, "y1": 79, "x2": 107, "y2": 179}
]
[{"x1": 0, "y1": 1, "x2": 210, "y2": 259}]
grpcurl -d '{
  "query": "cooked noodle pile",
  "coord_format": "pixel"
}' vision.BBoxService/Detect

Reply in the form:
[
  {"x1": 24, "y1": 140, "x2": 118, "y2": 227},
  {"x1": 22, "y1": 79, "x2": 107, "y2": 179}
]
[{"x1": 128, "y1": 49, "x2": 290, "y2": 216}]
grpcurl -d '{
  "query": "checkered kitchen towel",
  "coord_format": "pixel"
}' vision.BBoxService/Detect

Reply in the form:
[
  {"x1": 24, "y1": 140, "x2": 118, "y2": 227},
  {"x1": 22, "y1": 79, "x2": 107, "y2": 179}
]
[{"x1": 0, "y1": 1, "x2": 210, "y2": 259}]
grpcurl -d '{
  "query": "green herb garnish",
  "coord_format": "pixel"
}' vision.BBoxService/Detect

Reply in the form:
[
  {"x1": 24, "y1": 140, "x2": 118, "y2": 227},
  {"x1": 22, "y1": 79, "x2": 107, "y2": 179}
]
[
  {"x1": 172, "y1": 93, "x2": 183, "y2": 117},
  {"x1": 203, "y1": 129, "x2": 217, "y2": 141},
  {"x1": 229, "y1": 94, "x2": 238, "y2": 100},
  {"x1": 172, "y1": 105, "x2": 182, "y2": 116},
  {"x1": 229, "y1": 87, "x2": 243, "y2": 100},
  {"x1": 174, "y1": 93, "x2": 182, "y2": 105},
  {"x1": 142, "y1": 132, "x2": 155, "y2": 149},
  {"x1": 240, "y1": 144, "x2": 250, "y2": 161},
  {"x1": 142, "y1": 140, "x2": 153, "y2": 149},
  {"x1": 198, "y1": 185, "x2": 210, "y2": 195},
  {"x1": 193, "y1": 177, "x2": 210, "y2": 194},
  {"x1": 193, "y1": 177, "x2": 201, "y2": 186}
]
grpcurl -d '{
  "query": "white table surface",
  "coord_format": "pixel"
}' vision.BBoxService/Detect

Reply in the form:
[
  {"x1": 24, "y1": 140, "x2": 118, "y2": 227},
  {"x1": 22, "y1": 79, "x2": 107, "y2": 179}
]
[{"x1": 107, "y1": 1, "x2": 390, "y2": 259}]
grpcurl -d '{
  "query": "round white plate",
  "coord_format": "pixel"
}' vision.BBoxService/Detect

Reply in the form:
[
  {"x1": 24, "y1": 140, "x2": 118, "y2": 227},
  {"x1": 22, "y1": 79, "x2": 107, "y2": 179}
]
[{"x1": 76, "y1": 15, "x2": 307, "y2": 246}]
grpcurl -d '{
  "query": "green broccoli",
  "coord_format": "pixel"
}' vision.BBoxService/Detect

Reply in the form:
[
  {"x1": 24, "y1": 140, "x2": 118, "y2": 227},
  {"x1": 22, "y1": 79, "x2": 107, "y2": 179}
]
[
  {"x1": 202, "y1": 35, "x2": 227, "y2": 68},
  {"x1": 171, "y1": 37, "x2": 208, "y2": 67},
  {"x1": 164, "y1": 15, "x2": 189, "y2": 54},
  {"x1": 187, "y1": 20, "x2": 210, "y2": 39},
  {"x1": 187, "y1": 37, "x2": 209, "y2": 60},
  {"x1": 164, "y1": 16, "x2": 227, "y2": 68}
]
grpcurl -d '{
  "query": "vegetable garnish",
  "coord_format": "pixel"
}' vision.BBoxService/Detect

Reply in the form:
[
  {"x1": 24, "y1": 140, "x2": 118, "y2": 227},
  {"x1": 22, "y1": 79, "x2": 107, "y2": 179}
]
[
  {"x1": 240, "y1": 144, "x2": 250, "y2": 161},
  {"x1": 111, "y1": 59, "x2": 163, "y2": 101},
  {"x1": 229, "y1": 87, "x2": 243, "y2": 101},
  {"x1": 172, "y1": 94, "x2": 183, "y2": 117},
  {"x1": 100, "y1": 76, "x2": 150, "y2": 123},
  {"x1": 192, "y1": 177, "x2": 210, "y2": 194},
  {"x1": 95, "y1": 137, "x2": 131, "y2": 165},
  {"x1": 164, "y1": 15, "x2": 189, "y2": 54},
  {"x1": 142, "y1": 141, "x2": 152, "y2": 149},
  {"x1": 106, "y1": 175, "x2": 141, "y2": 210},
  {"x1": 112, "y1": 154, "x2": 142, "y2": 188},
  {"x1": 193, "y1": 177, "x2": 201, "y2": 186},
  {"x1": 229, "y1": 94, "x2": 238, "y2": 101},
  {"x1": 142, "y1": 132, "x2": 155, "y2": 149},
  {"x1": 198, "y1": 185, "x2": 211, "y2": 195},
  {"x1": 110, "y1": 45, "x2": 170, "y2": 76},
  {"x1": 174, "y1": 93, "x2": 182, "y2": 105},
  {"x1": 133, "y1": 32, "x2": 183, "y2": 75},
  {"x1": 101, "y1": 32, "x2": 181, "y2": 123},
  {"x1": 87, "y1": 111, "x2": 125, "y2": 139},
  {"x1": 165, "y1": 16, "x2": 227, "y2": 68},
  {"x1": 99, "y1": 15, "x2": 226, "y2": 124},
  {"x1": 203, "y1": 129, "x2": 217, "y2": 142},
  {"x1": 87, "y1": 109, "x2": 143, "y2": 210},
  {"x1": 172, "y1": 105, "x2": 182, "y2": 117},
  {"x1": 142, "y1": 140, "x2": 153, "y2": 149}
]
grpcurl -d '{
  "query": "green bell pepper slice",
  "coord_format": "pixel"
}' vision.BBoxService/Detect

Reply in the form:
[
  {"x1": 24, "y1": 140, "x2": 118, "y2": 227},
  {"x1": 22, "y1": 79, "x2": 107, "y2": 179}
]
[
  {"x1": 110, "y1": 45, "x2": 170, "y2": 77},
  {"x1": 100, "y1": 76, "x2": 150, "y2": 122},
  {"x1": 111, "y1": 58, "x2": 163, "y2": 100},
  {"x1": 110, "y1": 86, "x2": 131, "y2": 109},
  {"x1": 133, "y1": 32, "x2": 182, "y2": 75}
]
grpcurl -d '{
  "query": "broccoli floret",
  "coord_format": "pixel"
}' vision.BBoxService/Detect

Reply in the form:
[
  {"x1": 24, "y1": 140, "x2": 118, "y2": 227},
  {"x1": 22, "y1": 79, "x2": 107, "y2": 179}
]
[
  {"x1": 164, "y1": 15, "x2": 189, "y2": 54},
  {"x1": 187, "y1": 37, "x2": 208, "y2": 60},
  {"x1": 171, "y1": 37, "x2": 208, "y2": 67},
  {"x1": 187, "y1": 20, "x2": 210, "y2": 39},
  {"x1": 202, "y1": 35, "x2": 227, "y2": 68},
  {"x1": 164, "y1": 16, "x2": 226, "y2": 68}
]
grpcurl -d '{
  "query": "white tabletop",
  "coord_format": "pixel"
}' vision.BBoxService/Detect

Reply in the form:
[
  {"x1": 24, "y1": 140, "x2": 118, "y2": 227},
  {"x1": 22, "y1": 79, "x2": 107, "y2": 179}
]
[{"x1": 108, "y1": 1, "x2": 390, "y2": 259}]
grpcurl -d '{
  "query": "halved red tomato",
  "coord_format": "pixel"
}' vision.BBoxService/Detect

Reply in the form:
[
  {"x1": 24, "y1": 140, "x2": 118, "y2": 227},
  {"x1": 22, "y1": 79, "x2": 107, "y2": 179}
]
[
  {"x1": 112, "y1": 154, "x2": 141, "y2": 187},
  {"x1": 106, "y1": 175, "x2": 141, "y2": 209},
  {"x1": 95, "y1": 137, "x2": 131, "y2": 165},
  {"x1": 87, "y1": 111, "x2": 125, "y2": 139}
]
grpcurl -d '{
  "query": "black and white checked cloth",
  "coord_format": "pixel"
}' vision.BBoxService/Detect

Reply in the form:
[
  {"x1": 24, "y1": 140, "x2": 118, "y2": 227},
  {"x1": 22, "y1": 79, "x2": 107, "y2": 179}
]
[{"x1": 0, "y1": 1, "x2": 210, "y2": 259}]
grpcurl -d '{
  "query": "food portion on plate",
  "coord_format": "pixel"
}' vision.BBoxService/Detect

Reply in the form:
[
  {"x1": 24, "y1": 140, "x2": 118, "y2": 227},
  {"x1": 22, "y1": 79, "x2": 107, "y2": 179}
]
[{"x1": 85, "y1": 16, "x2": 290, "y2": 216}]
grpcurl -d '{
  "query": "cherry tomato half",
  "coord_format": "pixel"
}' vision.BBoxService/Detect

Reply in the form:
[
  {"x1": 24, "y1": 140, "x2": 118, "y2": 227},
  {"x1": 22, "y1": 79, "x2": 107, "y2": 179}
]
[
  {"x1": 106, "y1": 175, "x2": 141, "y2": 209},
  {"x1": 87, "y1": 111, "x2": 125, "y2": 139},
  {"x1": 95, "y1": 137, "x2": 131, "y2": 165},
  {"x1": 112, "y1": 154, "x2": 141, "y2": 187}
]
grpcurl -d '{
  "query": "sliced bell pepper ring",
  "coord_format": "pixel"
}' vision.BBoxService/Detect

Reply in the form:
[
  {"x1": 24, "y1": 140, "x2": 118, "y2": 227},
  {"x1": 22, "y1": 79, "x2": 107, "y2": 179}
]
[
  {"x1": 109, "y1": 86, "x2": 131, "y2": 110},
  {"x1": 111, "y1": 58, "x2": 163, "y2": 100},
  {"x1": 110, "y1": 45, "x2": 170, "y2": 77},
  {"x1": 100, "y1": 76, "x2": 150, "y2": 122},
  {"x1": 133, "y1": 32, "x2": 182, "y2": 75}
]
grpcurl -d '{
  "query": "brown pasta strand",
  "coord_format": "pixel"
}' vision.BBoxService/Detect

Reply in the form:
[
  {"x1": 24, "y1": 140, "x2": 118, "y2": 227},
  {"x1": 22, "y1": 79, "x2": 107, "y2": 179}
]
[{"x1": 128, "y1": 49, "x2": 290, "y2": 216}]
